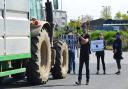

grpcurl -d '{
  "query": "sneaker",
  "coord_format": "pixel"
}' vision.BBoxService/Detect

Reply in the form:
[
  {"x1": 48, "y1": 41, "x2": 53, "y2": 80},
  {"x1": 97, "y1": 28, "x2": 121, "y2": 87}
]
[
  {"x1": 103, "y1": 72, "x2": 106, "y2": 75},
  {"x1": 73, "y1": 71, "x2": 76, "y2": 74},
  {"x1": 115, "y1": 71, "x2": 120, "y2": 75},
  {"x1": 96, "y1": 71, "x2": 99, "y2": 75},
  {"x1": 85, "y1": 81, "x2": 89, "y2": 85},
  {"x1": 75, "y1": 81, "x2": 81, "y2": 85},
  {"x1": 67, "y1": 71, "x2": 70, "y2": 74}
]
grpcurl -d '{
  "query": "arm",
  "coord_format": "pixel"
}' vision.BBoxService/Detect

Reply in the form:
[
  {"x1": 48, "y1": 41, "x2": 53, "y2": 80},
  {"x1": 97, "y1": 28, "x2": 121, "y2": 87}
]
[{"x1": 79, "y1": 36, "x2": 89, "y2": 45}]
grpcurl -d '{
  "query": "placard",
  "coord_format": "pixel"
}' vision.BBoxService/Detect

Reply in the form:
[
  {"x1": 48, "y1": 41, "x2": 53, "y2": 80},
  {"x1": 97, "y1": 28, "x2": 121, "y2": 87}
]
[{"x1": 90, "y1": 40, "x2": 104, "y2": 52}]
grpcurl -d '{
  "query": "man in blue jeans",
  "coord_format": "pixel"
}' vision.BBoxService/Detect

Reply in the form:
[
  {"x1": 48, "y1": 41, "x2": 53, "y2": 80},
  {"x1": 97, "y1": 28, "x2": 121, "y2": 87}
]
[{"x1": 66, "y1": 33, "x2": 77, "y2": 74}]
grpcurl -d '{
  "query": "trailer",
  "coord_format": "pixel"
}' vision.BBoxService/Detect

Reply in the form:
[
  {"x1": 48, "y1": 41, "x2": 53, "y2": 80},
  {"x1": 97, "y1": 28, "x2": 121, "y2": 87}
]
[{"x1": 0, "y1": 0, "x2": 68, "y2": 85}]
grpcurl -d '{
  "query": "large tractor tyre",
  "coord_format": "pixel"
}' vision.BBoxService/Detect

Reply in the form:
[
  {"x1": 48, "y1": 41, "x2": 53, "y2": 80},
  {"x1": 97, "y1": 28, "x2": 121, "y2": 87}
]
[
  {"x1": 51, "y1": 48, "x2": 56, "y2": 69},
  {"x1": 51, "y1": 40, "x2": 68, "y2": 79},
  {"x1": 26, "y1": 29, "x2": 51, "y2": 85}
]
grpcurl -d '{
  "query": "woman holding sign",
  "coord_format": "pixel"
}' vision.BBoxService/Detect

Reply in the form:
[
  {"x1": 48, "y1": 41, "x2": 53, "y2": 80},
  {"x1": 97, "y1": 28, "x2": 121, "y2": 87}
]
[{"x1": 95, "y1": 32, "x2": 106, "y2": 75}]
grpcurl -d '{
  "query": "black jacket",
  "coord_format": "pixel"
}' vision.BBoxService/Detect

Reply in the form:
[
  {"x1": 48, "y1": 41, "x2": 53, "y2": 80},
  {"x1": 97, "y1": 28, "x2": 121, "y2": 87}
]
[
  {"x1": 79, "y1": 34, "x2": 90, "y2": 56},
  {"x1": 113, "y1": 38, "x2": 123, "y2": 59}
]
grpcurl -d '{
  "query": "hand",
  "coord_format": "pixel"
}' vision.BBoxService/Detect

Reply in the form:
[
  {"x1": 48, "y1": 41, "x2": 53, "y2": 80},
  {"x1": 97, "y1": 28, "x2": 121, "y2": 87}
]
[{"x1": 113, "y1": 49, "x2": 117, "y2": 53}]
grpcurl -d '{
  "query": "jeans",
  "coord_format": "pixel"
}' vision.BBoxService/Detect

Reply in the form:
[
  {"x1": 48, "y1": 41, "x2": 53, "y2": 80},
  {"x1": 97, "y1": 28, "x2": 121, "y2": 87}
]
[{"x1": 68, "y1": 51, "x2": 75, "y2": 73}]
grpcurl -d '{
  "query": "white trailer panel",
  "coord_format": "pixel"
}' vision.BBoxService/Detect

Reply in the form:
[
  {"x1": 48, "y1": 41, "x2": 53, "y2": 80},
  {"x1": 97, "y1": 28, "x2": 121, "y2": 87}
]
[
  {"x1": 6, "y1": 0, "x2": 29, "y2": 12},
  {"x1": 0, "y1": 10, "x2": 4, "y2": 36},
  {"x1": 0, "y1": 37, "x2": 4, "y2": 55},
  {"x1": 0, "y1": 0, "x2": 4, "y2": 9},
  {"x1": 6, "y1": 19, "x2": 30, "y2": 36},
  {"x1": 6, "y1": 37, "x2": 30, "y2": 55}
]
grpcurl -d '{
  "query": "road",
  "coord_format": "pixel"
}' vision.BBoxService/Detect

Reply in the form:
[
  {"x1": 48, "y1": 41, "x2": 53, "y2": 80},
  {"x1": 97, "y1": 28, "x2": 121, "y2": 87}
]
[{"x1": 0, "y1": 50, "x2": 128, "y2": 89}]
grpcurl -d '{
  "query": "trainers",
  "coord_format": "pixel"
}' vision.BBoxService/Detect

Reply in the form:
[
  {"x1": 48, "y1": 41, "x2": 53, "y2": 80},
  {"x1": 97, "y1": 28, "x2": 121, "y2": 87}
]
[
  {"x1": 73, "y1": 71, "x2": 76, "y2": 74},
  {"x1": 85, "y1": 81, "x2": 89, "y2": 85},
  {"x1": 96, "y1": 71, "x2": 99, "y2": 75},
  {"x1": 67, "y1": 71, "x2": 70, "y2": 74},
  {"x1": 103, "y1": 72, "x2": 106, "y2": 75},
  {"x1": 115, "y1": 71, "x2": 120, "y2": 75},
  {"x1": 75, "y1": 81, "x2": 81, "y2": 85}
]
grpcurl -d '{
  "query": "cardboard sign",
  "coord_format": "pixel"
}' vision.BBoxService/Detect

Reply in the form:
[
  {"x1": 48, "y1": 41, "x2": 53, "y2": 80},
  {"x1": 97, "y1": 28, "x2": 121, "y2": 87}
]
[{"x1": 90, "y1": 40, "x2": 104, "y2": 52}]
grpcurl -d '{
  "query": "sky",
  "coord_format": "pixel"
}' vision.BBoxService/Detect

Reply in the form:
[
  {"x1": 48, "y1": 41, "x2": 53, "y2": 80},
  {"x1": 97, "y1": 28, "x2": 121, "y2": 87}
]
[{"x1": 57, "y1": 0, "x2": 128, "y2": 21}]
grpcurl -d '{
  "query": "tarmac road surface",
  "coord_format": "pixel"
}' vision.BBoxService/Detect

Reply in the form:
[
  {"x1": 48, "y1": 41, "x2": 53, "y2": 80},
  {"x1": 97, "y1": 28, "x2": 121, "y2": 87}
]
[{"x1": 0, "y1": 50, "x2": 128, "y2": 89}]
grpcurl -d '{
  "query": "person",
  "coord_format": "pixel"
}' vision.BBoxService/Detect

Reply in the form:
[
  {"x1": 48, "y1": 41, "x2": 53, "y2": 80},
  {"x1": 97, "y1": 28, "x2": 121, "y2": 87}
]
[
  {"x1": 67, "y1": 33, "x2": 77, "y2": 74},
  {"x1": 75, "y1": 32, "x2": 90, "y2": 85},
  {"x1": 95, "y1": 32, "x2": 106, "y2": 75},
  {"x1": 113, "y1": 32, "x2": 123, "y2": 75}
]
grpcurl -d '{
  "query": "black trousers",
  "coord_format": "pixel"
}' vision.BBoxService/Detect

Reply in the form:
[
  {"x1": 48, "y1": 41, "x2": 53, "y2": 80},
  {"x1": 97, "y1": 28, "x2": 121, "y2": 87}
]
[
  {"x1": 78, "y1": 54, "x2": 89, "y2": 82},
  {"x1": 96, "y1": 55, "x2": 106, "y2": 72},
  {"x1": 116, "y1": 59, "x2": 121, "y2": 70}
]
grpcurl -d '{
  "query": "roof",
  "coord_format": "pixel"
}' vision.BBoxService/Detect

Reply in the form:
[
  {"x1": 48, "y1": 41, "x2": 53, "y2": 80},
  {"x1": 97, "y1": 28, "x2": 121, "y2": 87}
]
[{"x1": 104, "y1": 19, "x2": 128, "y2": 26}]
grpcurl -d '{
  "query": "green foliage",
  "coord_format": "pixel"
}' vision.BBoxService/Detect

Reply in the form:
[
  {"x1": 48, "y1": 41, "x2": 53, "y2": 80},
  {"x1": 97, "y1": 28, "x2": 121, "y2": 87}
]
[
  {"x1": 114, "y1": 11, "x2": 128, "y2": 20},
  {"x1": 67, "y1": 17, "x2": 81, "y2": 30},
  {"x1": 53, "y1": 28, "x2": 66, "y2": 38}
]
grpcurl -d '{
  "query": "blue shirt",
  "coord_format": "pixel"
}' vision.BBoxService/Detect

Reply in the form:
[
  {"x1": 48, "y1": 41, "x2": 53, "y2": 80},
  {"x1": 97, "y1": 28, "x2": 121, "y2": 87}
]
[{"x1": 61, "y1": 34, "x2": 77, "y2": 54}]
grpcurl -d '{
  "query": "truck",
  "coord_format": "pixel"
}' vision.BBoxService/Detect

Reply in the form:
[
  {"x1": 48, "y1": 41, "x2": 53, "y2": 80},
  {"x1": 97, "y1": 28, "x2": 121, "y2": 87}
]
[{"x1": 0, "y1": 0, "x2": 68, "y2": 85}]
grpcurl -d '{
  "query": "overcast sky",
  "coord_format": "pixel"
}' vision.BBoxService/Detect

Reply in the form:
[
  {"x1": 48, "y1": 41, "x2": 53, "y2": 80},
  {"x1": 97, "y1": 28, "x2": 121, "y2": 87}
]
[
  {"x1": 43, "y1": 0, "x2": 128, "y2": 21},
  {"x1": 57, "y1": 0, "x2": 128, "y2": 20}
]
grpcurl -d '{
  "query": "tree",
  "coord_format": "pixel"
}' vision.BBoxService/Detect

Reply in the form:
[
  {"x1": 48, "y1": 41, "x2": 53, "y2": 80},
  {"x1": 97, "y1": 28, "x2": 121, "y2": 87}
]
[
  {"x1": 114, "y1": 11, "x2": 122, "y2": 20},
  {"x1": 68, "y1": 17, "x2": 81, "y2": 29},
  {"x1": 85, "y1": 15, "x2": 93, "y2": 21},
  {"x1": 101, "y1": 6, "x2": 112, "y2": 20},
  {"x1": 121, "y1": 14, "x2": 128, "y2": 20},
  {"x1": 114, "y1": 11, "x2": 128, "y2": 20}
]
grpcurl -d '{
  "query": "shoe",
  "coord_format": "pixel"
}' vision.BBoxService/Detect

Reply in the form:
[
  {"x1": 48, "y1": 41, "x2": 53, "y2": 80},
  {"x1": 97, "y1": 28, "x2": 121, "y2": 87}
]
[
  {"x1": 103, "y1": 72, "x2": 106, "y2": 75},
  {"x1": 75, "y1": 81, "x2": 81, "y2": 85},
  {"x1": 73, "y1": 71, "x2": 76, "y2": 74},
  {"x1": 96, "y1": 71, "x2": 99, "y2": 75},
  {"x1": 85, "y1": 81, "x2": 89, "y2": 85},
  {"x1": 67, "y1": 71, "x2": 70, "y2": 74},
  {"x1": 115, "y1": 71, "x2": 120, "y2": 75}
]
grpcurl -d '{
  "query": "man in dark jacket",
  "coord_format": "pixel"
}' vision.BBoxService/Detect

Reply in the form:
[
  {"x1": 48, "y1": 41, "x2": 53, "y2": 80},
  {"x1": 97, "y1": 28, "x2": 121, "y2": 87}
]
[
  {"x1": 113, "y1": 32, "x2": 123, "y2": 75},
  {"x1": 75, "y1": 33, "x2": 90, "y2": 85},
  {"x1": 95, "y1": 32, "x2": 106, "y2": 74}
]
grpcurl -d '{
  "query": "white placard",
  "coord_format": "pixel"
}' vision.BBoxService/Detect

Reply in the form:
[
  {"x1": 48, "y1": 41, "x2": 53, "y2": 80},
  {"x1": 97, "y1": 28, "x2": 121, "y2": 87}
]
[{"x1": 91, "y1": 40, "x2": 104, "y2": 52}]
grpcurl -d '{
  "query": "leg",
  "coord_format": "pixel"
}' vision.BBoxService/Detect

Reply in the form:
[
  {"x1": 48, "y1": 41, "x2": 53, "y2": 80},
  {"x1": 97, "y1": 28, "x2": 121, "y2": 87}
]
[
  {"x1": 101, "y1": 54, "x2": 106, "y2": 74},
  {"x1": 116, "y1": 59, "x2": 121, "y2": 70},
  {"x1": 68, "y1": 52, "x2": 72, "y2": 73},
  {"x1": 76, "y1": 56, "x2": 84, "y2": 85},
  {"x1": 96, "y1": 55, "x2": 100, "y2": 74},
  {"x1": 115, "y1": 59, "x2": 121, "y2": 74},
  {"x1": 78, "y1": 58, "x2": 84, "y2": 81},
  {"x1": 72, "y1": 52, "x2": 75, "y2": 74},
  {"x1": 85, "y1": 56, "x2": 90, "y2": 85}
]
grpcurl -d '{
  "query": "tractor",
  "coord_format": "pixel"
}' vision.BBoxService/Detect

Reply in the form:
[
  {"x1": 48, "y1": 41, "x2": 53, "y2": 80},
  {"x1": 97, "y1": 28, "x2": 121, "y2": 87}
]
[{"x1": 0, "y1": 0, "x2": 68, "y2": 85}]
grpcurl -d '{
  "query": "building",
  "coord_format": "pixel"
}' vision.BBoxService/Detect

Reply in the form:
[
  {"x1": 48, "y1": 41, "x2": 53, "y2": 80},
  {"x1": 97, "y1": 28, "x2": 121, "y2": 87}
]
[
  {"x1": 90, "y1": 19, "x2": 105, "y2": 30},
  {"x1": 103, "y1": 19, "x2": 128, "y2": 30},
  {"x1": 53, "y1": 10, "x2": 67, "y2": 28},
  {"x1": 90, "y1": 19, "x2": 128, "y2": 30}
]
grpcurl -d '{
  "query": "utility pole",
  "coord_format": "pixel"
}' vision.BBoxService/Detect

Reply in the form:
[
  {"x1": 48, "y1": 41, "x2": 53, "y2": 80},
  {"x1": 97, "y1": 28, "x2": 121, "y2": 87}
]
[{"x1": 61, "y1": 0, "x2": 62, "y2": 10}]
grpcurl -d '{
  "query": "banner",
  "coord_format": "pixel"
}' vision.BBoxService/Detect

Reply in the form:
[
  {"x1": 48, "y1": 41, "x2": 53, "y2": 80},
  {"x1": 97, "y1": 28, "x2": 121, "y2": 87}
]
[{"x1": 90, "y1": 40, "x2": 104, "y2": 52}]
